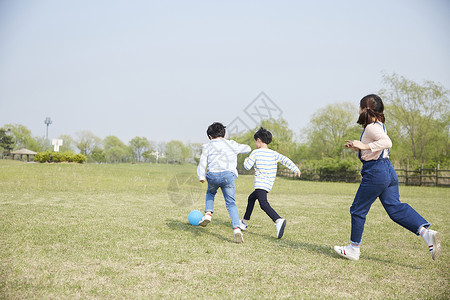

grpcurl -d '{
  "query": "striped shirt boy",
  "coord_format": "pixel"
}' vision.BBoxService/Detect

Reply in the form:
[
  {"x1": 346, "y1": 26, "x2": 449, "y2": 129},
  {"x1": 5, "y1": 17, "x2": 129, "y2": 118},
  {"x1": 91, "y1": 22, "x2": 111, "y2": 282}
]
[{"x1": 244, "y1": 148, "x2": 300, "y2": 192}]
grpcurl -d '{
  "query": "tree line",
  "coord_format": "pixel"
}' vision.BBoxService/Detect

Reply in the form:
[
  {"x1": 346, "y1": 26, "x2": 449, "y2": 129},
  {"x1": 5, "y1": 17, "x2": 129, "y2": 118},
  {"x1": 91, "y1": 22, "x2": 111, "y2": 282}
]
[{"x1": 1, "y1": 73, "x2": 448, "y2": 169}]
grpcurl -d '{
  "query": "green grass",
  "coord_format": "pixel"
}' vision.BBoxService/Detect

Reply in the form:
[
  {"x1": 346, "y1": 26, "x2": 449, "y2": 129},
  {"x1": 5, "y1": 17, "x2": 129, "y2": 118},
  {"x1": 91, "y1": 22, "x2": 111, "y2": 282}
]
[{"x1": 0, "y1": 160, "x2": 448, "y2": 299}]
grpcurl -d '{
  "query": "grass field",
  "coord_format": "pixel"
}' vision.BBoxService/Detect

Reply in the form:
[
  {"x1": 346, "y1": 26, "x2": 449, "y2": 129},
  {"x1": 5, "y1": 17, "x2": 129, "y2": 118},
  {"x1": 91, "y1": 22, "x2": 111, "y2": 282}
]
[{"x1": 0, "y1": 160, "x2": 448, "y2": 299}]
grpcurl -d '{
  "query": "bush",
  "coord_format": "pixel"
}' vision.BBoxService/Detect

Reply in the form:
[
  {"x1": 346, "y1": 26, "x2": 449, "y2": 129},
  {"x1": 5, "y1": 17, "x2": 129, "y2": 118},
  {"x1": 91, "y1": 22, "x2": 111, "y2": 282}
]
[
  {"x1": 34, "y1": 151, "x2": 87, "y2": 164},
  {"x1": 298, "y1": 157, "x2": 361, "y2": 182}
]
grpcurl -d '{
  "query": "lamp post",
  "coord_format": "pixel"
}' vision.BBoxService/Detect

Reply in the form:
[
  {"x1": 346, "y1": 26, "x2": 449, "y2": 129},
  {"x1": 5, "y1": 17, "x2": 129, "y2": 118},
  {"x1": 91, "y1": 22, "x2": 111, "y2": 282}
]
[{"x1": 44, "y1": 117, "x2": 52, "y2": 140}]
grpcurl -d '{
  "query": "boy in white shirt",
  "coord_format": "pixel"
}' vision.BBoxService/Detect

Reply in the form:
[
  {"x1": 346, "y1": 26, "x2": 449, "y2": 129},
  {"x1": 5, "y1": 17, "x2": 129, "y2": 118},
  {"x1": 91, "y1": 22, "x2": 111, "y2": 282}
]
[
  {"x1": 197, "y1": 122, "x2": 251, "y2": 243},
  {"x1": 240, "y1": 127, "x2": 301, "y2": 239}
]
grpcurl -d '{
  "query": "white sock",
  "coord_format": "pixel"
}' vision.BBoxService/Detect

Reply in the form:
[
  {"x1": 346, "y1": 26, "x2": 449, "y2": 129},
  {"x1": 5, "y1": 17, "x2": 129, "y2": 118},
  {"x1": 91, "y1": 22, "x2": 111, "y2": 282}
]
[
  {"x1": 350, "y1": 243, "x2": 360, "y2": 251},
  {"x1": 419, "y1": 227, "x2": 431, "y2": 245}
]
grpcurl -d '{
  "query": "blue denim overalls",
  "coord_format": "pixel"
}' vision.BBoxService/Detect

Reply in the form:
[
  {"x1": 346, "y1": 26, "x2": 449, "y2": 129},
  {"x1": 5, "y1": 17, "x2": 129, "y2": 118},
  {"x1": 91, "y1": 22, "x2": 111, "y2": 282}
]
[{"x1": 349, "y1": 122, "x2": 430, "y2": 245}]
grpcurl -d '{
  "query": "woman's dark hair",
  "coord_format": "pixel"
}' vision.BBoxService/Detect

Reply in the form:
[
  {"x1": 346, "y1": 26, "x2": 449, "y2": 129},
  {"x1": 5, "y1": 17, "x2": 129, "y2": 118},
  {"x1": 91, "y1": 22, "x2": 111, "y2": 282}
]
[
  {"x1": 207, "y1": 122, "x2": 226, "y2": 138},
  {"x1": 254, "y1": 127, "x2": 272, "y2": 144},
  {"x1": 357, "y1": 94, "x2": 385, "y2": 127}
]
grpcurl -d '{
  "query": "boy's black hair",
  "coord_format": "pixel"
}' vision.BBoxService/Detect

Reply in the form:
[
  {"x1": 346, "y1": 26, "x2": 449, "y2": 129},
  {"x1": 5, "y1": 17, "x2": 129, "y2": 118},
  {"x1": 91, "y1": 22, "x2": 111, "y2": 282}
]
[
  {"x1": 207, "y1": 122, "x2": 226, "y2": 139},
  {"x1": 254, "y1": 127, "x2": 272, "y2": 144}
]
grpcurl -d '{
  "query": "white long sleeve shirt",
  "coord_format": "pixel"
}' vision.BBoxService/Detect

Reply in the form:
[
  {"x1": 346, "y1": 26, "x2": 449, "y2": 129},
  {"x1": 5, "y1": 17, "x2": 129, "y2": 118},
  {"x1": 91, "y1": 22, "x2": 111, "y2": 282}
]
[
  {"x1": 197, "y1": 138, "x2": 251, "y2": 181},
  {"x1": 244, "y1": 148, "x2": 300, "y2": 192}
]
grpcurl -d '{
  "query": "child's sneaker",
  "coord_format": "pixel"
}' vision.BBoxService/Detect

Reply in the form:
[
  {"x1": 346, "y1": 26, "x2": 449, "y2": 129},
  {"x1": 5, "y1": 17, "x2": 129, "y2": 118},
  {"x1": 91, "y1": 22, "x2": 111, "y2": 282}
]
[
  {"x1": 333, "y1": 245, "x2": 360, "y2": 261},
  {"x1": 234, "y1": 228, "x2": 244, "y2": 243},
  {"x1": 239, "y1": 219, "x2": 248, "y2": 231},
  {"x1": 198, "y1": 213, "x2": 212, "y2": 227},
  {"x1": 426, "y1": 230, "x2": 441, "y2": 260},
  {"x1": 275, "y1": 218, "x2": 286, "y2": 239}
]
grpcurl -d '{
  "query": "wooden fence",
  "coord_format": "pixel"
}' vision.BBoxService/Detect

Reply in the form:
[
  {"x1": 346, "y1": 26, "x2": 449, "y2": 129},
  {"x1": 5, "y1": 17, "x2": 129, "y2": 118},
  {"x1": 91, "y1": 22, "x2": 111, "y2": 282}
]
[
  {"x1": 395, "y1": 165, "x2": 450, "y2": 187},
  {"x1": 238, "y1": 165, "x2": 450, "y2": 187}
]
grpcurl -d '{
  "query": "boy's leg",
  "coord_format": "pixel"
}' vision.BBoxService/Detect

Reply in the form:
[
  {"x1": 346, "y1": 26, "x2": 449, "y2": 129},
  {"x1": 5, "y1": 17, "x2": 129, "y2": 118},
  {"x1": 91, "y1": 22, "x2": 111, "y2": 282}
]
[
  {"x1": 199, "y1": 173, "x2": 219, "y2": 227},
  {"x1": 243, "y1": 190, "x2": 258, "y2": 221},
  {"x1": 256, "y1": 189, "x2": 281, "y2": 222},
  {"x1": 205, "y1": 173, "x2": 219, "y2": 214},
  {"x1": 220, "y1": 172, "x2": 240, "y2": 229}
]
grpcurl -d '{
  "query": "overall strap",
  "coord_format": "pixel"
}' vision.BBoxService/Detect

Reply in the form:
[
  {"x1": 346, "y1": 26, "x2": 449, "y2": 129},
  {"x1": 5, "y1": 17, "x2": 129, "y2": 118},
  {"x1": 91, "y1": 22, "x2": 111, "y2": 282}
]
[
  {"x1": 358, "y1": 127, "x2": 366, "y2": 160},
  {"x1": 376, "y1": 122, "x2": 389, "y2": 160}
]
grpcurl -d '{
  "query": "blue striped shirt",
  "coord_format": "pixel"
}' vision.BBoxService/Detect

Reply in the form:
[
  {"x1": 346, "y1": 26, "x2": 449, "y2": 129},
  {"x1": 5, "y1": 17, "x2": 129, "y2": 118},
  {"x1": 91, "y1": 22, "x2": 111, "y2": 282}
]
[{"x1": 244, "y1": 148, "x2": 299, "y2": 192}]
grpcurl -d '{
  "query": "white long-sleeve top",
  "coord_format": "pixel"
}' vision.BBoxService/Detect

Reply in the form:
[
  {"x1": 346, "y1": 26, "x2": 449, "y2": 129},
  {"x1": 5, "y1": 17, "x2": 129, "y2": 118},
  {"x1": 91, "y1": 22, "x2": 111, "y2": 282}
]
[
  {"x1": 197, "y1": 138, "x2": 251, "y2": 181},
  {"x1": 244, "y1": 148, "x2": 300, "y2": 192},
  {"x1": 360, "y1": 122, "x2": 392, "y2": 161}
]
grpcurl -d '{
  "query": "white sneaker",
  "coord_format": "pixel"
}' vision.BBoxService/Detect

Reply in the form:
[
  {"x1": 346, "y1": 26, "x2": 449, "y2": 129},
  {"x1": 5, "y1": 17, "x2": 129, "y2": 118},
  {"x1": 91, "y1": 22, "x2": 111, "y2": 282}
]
[
  {"x1": 234, "y1": 228, "x2": 244, "y2": 243},
  {"x1": 334, "y1": 245, "x2": 360, "y2": 261},
  {"x1": 427, "y1": 230, "x2": 441, "y2": 260},
  {"x1": 275, "y1": 218, "x2": 286, "y2": 239},
  {"x1": 198, "y1": 213, "x2": 211, "y2": 227},
  {"x1": 239, "y1": 219, "x2": 248, "y2": 231}
]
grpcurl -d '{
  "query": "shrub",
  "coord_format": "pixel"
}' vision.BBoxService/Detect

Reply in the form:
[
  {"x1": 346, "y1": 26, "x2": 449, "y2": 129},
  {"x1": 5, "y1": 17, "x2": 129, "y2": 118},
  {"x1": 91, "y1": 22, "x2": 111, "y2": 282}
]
[{"x1": 34, "y1": 151, "x2": 87, "y2": 164}]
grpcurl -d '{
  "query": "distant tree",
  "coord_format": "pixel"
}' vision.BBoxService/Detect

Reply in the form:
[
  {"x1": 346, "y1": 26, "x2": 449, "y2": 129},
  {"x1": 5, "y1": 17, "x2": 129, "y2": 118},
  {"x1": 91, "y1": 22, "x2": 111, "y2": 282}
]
[
  {"x1": 188, "y1": 143, "x2": 202, "y2": 164},
  {"x1": 33, "y1": 136, "x2": 52, "y2": 152},
  {"x1": 305, "y1": 102, "x2": 360, "y2": 159},
  {"x1": 3, "y1": 124, "x2": 40, "y2": 151},
  {"x1": 129, "y1": 136, "x2": 151, "y2": 162},
  {"x1": 57, "y1": 134, "x2": 76, "y2": 152},
  {"x1": 165, "y1": 140, "x2": 191, "y2": 164},
  {"x1": 106, "y1": 146, "x2": 127, "y2": 163},
  {"x1": 104, "y1": 136, "x2": 128, "y2": 163},
  {"x1": 150, "y1": 142, "x2": 167, "y2": 163},
  {"x1": 0, "y1": 128, "x2": 14, "y2": 154},
  {"x1": 380, "y1": 73, "x2": 450, "y2": 164},
  {"x1": 76, "y1": 131, "x2": 102, "y2": 156},
  {"x1": 90, "y1": 147, "x2": 106, "y2": 163}
]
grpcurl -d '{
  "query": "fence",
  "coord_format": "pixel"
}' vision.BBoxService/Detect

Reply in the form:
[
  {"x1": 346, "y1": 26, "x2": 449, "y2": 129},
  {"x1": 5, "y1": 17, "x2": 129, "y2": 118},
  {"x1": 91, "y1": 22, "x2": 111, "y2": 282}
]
[
  {"x1": 395, "y1": 165, "x2": 450, "y2": 187},
  {"x1": 238, "y1": 165, "x2": 450, "y2": 187}
]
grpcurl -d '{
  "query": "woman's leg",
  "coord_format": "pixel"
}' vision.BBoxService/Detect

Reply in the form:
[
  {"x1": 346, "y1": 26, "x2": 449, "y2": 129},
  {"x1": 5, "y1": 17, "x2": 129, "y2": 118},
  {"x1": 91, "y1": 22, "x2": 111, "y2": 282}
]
[
  {"x1": 379, "y1": 164, "x2": 430, "y2": 234},
  {"x1": 350, "y1": 180, "x2": 384, "y2": 245}
]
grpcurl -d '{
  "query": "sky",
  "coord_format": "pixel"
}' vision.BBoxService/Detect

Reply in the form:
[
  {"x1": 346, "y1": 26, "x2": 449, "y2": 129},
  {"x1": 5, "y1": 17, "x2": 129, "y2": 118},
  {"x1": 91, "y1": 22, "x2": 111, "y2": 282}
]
[{"x1": 1, "y1": 0, "x2": 449, "y2": 145}]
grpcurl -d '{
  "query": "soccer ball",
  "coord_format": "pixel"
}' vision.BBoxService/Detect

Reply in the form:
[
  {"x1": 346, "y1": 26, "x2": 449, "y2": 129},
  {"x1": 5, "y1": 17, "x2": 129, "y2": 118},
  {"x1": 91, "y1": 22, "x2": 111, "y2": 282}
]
[{"x1": 188, "y1": 210, "x2": 203, "y2": 226}]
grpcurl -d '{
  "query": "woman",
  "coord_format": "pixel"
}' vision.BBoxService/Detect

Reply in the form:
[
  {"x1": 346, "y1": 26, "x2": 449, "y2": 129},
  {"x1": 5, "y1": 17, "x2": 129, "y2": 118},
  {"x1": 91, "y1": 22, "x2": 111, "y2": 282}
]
[{"x1": 334, "y1": 94, "x2": 441, "y2": 261}]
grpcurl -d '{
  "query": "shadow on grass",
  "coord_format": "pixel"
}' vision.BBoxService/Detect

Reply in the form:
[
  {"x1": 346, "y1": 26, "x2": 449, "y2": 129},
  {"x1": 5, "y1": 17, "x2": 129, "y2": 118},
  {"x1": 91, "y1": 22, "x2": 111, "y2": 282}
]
[
  {"x1": 247, "y1": 231, "x2": 422, "y2": 269},
  {"x1": 165, "y1": 218, "x2": 233, "y2": 243},
  {"x1": 246, "y1": 230, "x2": 336, "y2": 258}
]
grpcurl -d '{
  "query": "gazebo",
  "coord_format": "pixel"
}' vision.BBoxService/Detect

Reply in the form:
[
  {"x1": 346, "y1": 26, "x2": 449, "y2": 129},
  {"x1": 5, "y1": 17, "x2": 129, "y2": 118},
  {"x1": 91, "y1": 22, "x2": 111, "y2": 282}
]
[{"x1": 11, "y1": 148, "x2": 37, "y2": 162}]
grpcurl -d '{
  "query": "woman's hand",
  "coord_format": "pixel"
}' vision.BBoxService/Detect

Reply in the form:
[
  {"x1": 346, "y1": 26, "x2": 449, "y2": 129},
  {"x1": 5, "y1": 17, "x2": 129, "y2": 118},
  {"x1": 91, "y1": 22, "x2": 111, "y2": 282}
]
[{"x1": 345, "y1": 140, "x2": 370, "y2": 151}]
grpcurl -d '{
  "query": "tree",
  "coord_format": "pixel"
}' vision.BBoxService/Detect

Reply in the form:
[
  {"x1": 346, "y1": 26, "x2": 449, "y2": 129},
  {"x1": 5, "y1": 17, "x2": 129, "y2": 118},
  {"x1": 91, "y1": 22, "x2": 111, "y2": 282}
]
[
  {"x1": 76, "y1": 131, "x2": 102, "y2": 156},
  {"x1": 90, "y1": 147, "x2": 106, "y2": 163},
  {"x1": 129, "y1": 136, "x2": 151, "y2": 162},
  {"x1": 0, "y1": 128, "x2": 14, "y2": 155},
  {"x1": 106, "y1": 146, "x2": 127, "y2": 163},
  {"x1": 305, "y1": 102, "x2": 360, "y2": 159},
  {"x1": 165, "y1": 140, "x2": 191, "y2": 164},
  {"x1": 104, "y1": 136, "x2": 128, "y2": 163},
  {"x1": 188, "y1": 143, "x2": 202, "y2": 164},
  {"x1": 57, "y1": 134, "x2": 76, "y2": 152},
  {"x1": 380, "y1": 73, "x2": 450, "y2": 164},
  {"x1": 3, "y1": 124, "x2": 40, "y2": 151}
]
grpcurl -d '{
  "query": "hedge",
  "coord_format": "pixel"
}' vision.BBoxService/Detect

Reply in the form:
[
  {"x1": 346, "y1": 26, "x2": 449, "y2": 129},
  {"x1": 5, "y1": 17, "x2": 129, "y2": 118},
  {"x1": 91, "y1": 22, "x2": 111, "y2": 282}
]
[{"x1": 34, "y1": 151, "x2": 87, "y2": 164}]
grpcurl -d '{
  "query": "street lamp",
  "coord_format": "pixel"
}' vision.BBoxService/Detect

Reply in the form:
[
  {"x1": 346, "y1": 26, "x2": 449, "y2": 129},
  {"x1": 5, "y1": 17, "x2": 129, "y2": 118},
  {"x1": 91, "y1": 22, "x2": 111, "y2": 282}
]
[{"x1": 44, "y1": 117, "x2": 52, "y2": 140}]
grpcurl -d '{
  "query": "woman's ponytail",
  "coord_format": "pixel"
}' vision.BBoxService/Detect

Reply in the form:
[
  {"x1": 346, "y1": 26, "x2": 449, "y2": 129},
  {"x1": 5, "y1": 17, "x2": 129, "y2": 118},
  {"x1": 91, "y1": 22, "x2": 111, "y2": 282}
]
[{"x1": 357, "y1": 94, "x2": 385, "y2": 127}]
